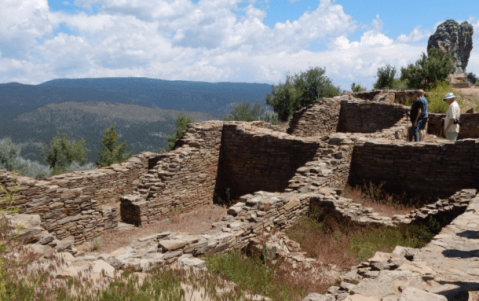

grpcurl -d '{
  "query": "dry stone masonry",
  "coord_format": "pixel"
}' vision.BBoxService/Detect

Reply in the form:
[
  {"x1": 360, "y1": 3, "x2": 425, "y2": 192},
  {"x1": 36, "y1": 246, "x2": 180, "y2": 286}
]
[{"x1": 3, "y1": 89, "x2": 479, "y2": 300}]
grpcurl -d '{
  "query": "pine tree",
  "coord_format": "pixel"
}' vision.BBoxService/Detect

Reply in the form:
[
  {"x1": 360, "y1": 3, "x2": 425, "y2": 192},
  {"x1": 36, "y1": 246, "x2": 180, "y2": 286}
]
[
  {"x1": 95, "y1": 125, "x2": 133, "y2": 168},
  {"x1": 164, "y1": 113, "x2": 195, "y2": 152},
  {"x1": 39, "y1": 130, "x2": 90, "y2": 174}
]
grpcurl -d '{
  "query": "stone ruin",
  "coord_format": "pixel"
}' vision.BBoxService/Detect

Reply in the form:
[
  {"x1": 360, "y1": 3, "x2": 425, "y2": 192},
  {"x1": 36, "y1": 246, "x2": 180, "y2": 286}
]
[
  {"x1": 2, "y1": 90, "x2": 479, "y2": 300},
  {"x1": 428, "y1": 19, "x2": 474, "y2": 74}
]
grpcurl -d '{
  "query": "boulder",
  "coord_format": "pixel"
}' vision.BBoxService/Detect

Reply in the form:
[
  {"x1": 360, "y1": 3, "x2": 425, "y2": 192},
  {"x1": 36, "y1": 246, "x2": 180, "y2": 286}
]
[
  {"x1": 301, "y1": 293, "x2": 335, "y2": 301},
  {"x1": 427, "y1": 19, "x2": 474, "y2": 72},
  {"x1": 398, "y1": 287, "x2": 447, "y2": 301},
  {"x1": 56, "y1": 267, "x2": 79, "y2": 279}
]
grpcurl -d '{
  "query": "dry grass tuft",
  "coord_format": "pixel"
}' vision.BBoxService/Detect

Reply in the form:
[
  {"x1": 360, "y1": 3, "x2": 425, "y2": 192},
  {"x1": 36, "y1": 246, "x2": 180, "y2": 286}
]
[{"x1": 341, "y1": 182, "x2": 422, "y2": 218}]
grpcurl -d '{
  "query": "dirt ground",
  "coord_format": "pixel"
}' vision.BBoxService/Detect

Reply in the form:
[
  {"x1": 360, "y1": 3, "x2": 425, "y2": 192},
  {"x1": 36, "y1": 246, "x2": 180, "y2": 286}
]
[{"x1": 77, "y1": 204, "x2": 228, "y2": 255}]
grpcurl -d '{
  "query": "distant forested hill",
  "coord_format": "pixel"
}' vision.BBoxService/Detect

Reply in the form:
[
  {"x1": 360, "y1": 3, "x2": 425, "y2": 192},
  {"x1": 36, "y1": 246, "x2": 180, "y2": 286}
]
[
  {"x1": 38, "y1": 77, "x2": 273, "y2": 115},
  {"x1": 0, "y1": 77, "x2": 273, "y2": 166}
]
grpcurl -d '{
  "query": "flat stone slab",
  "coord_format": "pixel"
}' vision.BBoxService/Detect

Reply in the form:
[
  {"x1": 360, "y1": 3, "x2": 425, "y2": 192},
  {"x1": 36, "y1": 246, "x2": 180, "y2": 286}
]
[{"x1": 159, "y1": 239, "x2": 187, "y2": 251}]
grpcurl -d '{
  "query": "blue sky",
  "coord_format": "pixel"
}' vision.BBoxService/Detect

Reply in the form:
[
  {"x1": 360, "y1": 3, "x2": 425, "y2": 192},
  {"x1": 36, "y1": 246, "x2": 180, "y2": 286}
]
[{"x1": 1, "y1": 0, "x2": 479, "y2": 91}]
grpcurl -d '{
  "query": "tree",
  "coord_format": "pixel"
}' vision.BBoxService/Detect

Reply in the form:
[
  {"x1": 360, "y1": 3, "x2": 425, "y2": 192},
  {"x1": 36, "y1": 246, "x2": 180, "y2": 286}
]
[
  {"x1": 39, "y1": 130, "x2": 90, "y2": 174},
  {"x1": 95, "y1": 125, "x2": 133, "y2": 168},
  {"x1": 0, "y1": 137, "x2": 24, "y2": 172},
  {"x1": 467, "y1": 72, "x2": 478, "y2": 85},
  {"x1": 224, "y1": 101, "x2": 278, "y2": 124},
  {"x1": 373, "y1": 64, "x2": 396, "y2": 89},
  {"x1": 163, "y1": 113, "x2": 195, "y2": 152},
  {"x1": 400, "y1": 47, "x2": 454, "y2": 90},
  {"x1": 351, "y1": 82, "x2": 367, "y2": 92},
  {"x1": 266, "y1": 67, "x2": 340, "y2": 122}
]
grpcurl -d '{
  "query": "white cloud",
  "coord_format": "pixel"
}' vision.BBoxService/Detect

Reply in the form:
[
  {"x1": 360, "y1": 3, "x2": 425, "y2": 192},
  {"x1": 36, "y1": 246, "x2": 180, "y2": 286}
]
[
  {"x1": 396, "y1": 26, "x2": 431, "y2": 43},
  {"x1": 1, "y1": 0, "x2": 473, "y2": 92}
]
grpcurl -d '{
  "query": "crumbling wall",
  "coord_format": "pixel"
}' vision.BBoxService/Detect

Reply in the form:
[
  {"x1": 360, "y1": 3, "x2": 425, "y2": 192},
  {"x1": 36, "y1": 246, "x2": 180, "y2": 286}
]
[
  {"x1": 0, "y1": 152, "x2": 160, "y2": 245},
  {"x1": 120, "y1": 121, "x2": 223, "y2": 225},
  {"x1": 349, "y1": 138, "x2": 479, "y2": 197},
  {"x1": 287, "y1": 98, "x2": 342, "y2": 137},
  {"x1": 287, "y1": 95, "x2": 410, "y2": 138}
]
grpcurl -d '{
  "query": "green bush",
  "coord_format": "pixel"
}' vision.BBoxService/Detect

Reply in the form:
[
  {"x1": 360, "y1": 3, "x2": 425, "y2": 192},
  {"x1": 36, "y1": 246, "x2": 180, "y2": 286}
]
[
  {"x1": 400, "y1": 47, "x2": 454, "y2": 90},
  {"x1": 266, "y1": 67, "x2": 340, "y2": 122},
  {"x1": 351, "y1": 82, "x2": 367, "y2": 92},
  {"x1": 467, "y1": 72, "x2": 478, "y2": 85},
  {"x1": 38, "y1": 130, "x2": 90, "y2": 172},
  {"x1": 391, "y1": 79, "x2": 408, "y2": 90},
  {"x1": 224, "y1": 101, "x2": 278, "y2": 124},
  {"x1": 426, "y1": 81, "x2": 464, "y2": 113},
  {"x1": 373, "y1": 64, "x2": 396, "y2": 89}
]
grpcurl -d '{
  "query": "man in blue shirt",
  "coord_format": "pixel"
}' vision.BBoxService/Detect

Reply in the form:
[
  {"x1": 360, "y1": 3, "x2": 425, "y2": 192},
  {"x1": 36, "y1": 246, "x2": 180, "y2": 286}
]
[{"x1": 411, "y1": 89, "x2": 428, "y2": 142}]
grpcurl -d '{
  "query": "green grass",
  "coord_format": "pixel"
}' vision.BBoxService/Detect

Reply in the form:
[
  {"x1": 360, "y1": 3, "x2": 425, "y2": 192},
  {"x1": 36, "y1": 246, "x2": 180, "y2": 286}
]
[
  {"x1": 286, "y1": 207, "x2": 441, "y2": 268},
  {"x1": 204, "y1": 250, "x2": 302, "y2": 301},
  {"x1": 0, "y1": 172, "x2": 444, "y2": 301}
]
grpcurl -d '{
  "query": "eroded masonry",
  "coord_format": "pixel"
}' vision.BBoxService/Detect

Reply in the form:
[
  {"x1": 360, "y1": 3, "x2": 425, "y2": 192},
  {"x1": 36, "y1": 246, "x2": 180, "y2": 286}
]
[
  {"x1": 3, "y1": 89, "x2": 479, "y2": 299},
  {"x1": 1, "y1": 90, "x2": 479, "y2": 246}
]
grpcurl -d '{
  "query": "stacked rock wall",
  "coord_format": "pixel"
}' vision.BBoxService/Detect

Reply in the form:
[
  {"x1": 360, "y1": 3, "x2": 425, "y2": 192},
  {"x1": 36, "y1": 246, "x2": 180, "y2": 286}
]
[
  {"x1": 349, "y1": 138, "x2": 479, "y2": 197},
  {"x1": 0, "y1": 152, "x2": 161, "y2": 245},
  {"x1": 427, "y1": 112, "x2": 479, "y2": 139},
  {"x1": 120, "y1": 121, "x2": 223, "y2": 225},
  {"x1": 287, "y1": 98, "x2": 342, "y2": 137},
  {"x1": 337, "y1": 100, "x2": 409, "y2": 133},
  {"x1": 288, "y1": 94, "x2": 410, "y2": 138},
  {"x1": 218, "y1": 123, "x2": 321, "y2": 199}
]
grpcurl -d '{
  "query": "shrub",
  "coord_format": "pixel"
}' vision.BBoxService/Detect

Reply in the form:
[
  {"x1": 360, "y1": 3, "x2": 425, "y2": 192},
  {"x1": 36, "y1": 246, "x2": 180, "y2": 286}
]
[
  {"x1": 0, "y1": 137, "x2": 52, "y2": 179},
  {"x1": 266, "y1": 67, "x2": 340, "y2": 122},
  {"x1": 351, "y1": 82, "x2": 367, "y2": 92},
  {"x1": 400, "y1": 47, "x2": 454, "y2": 90},
  {"x1": 373, "y1": 64, "x2": 396, "y2": 89},
  {"x1": 467, "y1": 72, "x2": 478, "y2": 84},
  {"x1": 426, "y1": 81, "x2": 464, "y2": 113},
  {"x1": 224, "y1": 101, "x2": 278, "y2": 124},
  {"x1": 38, "y1": 130, "x2": 90, "y2": 172},
  {"x1": 391, "y1": 79, "x2": 408, "y2": 90}
]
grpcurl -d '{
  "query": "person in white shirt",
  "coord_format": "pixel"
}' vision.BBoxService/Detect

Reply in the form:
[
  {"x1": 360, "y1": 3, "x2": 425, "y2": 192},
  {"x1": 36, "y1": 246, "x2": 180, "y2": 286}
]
[{"x1": 443, "y1": 92, "x2": 461, "y2": 141}]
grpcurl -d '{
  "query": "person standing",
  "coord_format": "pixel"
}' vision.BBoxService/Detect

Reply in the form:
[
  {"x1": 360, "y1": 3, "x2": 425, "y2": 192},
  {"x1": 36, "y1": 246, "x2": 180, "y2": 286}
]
[
  {"x1": 443, "y1": 92, "x2": 461, "y2": 141},
  {"x1": 411, "y1": 89, "x2": 429, "y2": 142}
]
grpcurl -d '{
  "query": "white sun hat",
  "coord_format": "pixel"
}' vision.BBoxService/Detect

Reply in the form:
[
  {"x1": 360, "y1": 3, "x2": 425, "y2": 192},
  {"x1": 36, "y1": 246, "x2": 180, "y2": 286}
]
[{"x1": 443, "y1": 92, "x2": 456, "y2": 100}]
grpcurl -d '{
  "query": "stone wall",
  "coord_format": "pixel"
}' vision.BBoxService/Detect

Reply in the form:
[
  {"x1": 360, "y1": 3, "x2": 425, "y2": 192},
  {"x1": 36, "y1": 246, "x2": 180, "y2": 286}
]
[
  {"x1": 120, "y1": 121, "x2": 223, "y2": 225},
  {"x1": 287, "y1": 97, "x2": 342, "y2": 137},
  {"x1": 349, "y1": 138, "x2": 479, "y2": 197},
  {"x1": 219, "y1": 123, "x2": 321, "y2": 199},
  {"x1": 337, "y1": 100, "x2": 409, "y2": 133},
  {"x1": 287, "y1": 95, "x2": 410, "y2": 138},
  {"x1": 427, "y1": 112, "x2": 479, "y2": 139},
  {"x1": 0, "y1": 152, "x2": 161, "y2": 245}
]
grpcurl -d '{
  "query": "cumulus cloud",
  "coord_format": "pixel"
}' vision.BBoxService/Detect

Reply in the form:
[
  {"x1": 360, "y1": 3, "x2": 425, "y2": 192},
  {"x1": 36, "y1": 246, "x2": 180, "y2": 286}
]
[
  {"x1": 396, "y1": 26, "x2": 431, "y2": 43},
  {"x1": 0, "y1": 0, "x2": 465, "y2": 91}
]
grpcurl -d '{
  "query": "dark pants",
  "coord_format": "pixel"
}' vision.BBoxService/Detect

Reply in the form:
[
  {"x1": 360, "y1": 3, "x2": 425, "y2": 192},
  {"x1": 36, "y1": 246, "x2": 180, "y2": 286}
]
[{"x1": 412, "y1": 117, "x2": 427, "y2": 142}]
